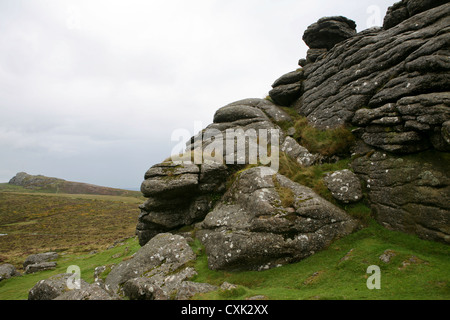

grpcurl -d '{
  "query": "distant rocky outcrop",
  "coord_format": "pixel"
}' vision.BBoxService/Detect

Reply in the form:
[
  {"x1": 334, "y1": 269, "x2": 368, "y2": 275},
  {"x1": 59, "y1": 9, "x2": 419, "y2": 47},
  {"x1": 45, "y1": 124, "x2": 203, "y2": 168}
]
[{"x1": 8, "y1": 172, "x2": 139, "y2": 197}]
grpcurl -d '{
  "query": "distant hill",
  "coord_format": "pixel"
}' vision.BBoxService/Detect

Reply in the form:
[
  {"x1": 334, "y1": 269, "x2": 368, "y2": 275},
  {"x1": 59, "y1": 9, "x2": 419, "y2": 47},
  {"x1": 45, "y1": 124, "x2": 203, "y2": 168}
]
[{"x1": 8, "y1": 172, "x2": 141, "y2": 197}]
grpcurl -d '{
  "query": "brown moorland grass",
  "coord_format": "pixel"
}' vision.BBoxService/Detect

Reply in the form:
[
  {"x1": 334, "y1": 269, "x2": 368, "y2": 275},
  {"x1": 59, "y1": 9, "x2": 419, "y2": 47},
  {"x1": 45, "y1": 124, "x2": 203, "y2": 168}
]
[{"x1": 0, "y1": 191, "x2": 142, "y2": 268}]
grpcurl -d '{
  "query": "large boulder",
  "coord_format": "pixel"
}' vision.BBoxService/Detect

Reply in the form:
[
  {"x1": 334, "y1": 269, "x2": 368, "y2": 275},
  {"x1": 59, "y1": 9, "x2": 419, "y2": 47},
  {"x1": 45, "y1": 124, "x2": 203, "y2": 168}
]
[
  {"x1": 383, "y1": 0, "x2": 449, "y2": 29},
  {"x1": 198, "y1": 167, "x2": 359, "y2": 271},
  {"x1": 104, "y1": 233, "x2": 197, "y2": 297}
]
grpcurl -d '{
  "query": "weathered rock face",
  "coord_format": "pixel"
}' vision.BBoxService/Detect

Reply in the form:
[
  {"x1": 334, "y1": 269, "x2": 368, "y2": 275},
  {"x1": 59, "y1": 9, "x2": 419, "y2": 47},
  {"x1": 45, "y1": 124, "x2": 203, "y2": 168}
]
[
  {"x1": 28, "y1": 273, "x2": 118, "y2": 300},
  {"x1": 0, "y1": 264, "x2": 20, "y2": 282},
  {"x1": 137, "y1": 162, "x2": 228, "y2": 246},
  {"x1": 266, "y1": 0, "x2": 450, "y2": 243},
  {"x1": 134, "y1": 0, "x2": 449, "y2": 280},
  {"x1": 197, "y1": 167, "x2": 359, "y2": 271},
  {"x1": 137, "y1": 98, "x2": 293, "y2": 246},
  {"x1": 352, "y1": 151, "x2": 450, "y2": 243},
  {"x1": 302, "y1": 16, "x2": 357, "y2": 50},
  {"x1": 23, "y1": 252, "x2": 58, "y2": 268}
]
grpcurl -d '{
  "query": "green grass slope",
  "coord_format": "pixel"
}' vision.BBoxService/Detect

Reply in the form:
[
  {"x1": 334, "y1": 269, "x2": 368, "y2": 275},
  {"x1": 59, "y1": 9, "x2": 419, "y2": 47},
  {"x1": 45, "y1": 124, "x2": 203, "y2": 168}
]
[
  {"x1": 1, "y1": 220, "x2": 448, "y2": 300},
  {"x1": 190, "y1": 221, "x2": 450, "y2": 300}
]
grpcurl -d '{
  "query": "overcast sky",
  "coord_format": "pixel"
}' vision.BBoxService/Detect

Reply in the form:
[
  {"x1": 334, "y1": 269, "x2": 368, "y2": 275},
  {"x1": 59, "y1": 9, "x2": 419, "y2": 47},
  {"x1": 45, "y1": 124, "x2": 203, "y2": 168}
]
[{"x1": 0, "y1": 0, "x2": 393, "y2": 189}]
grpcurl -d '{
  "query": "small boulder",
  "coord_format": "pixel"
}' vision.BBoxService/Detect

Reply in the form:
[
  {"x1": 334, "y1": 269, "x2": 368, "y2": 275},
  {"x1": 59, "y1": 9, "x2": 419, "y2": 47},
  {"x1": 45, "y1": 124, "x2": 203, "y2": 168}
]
[
  {"x1": 271, "y1": 70, "x2": 304, "y2": 88},
  {"x1": 213, "y1": 104, "x2": 267, "y2": 124},
  {"x1": 269, "y1": 82, "x2": 303, "y2": 107},
  {"x1": 25, "y1": 262, "x2": 57, "y2": 274},
  {"x1": 122, "y1": 277, "x2": 167, "y2": 300},
  {"x1": 323, "y1": 169, "x2": 363, "y2": 203},
  {"x1": 122, "y1": 266, "x2": 198, "y2": 300},
  {"x1": 198, "y1": 167, "x2": 359, "y2": 271},
  {"x1": 298, "y1": 58, "x2": 307, "y2": 67},
  {"x1": 28, "y1": 273, "x2": 89, "y2": 300},
  {"x1": 220, "y1": 282, "x2": 238, "y2": 291},
  {"x1": 0, "y1": 264, "x2": 20, "y2": 281},
  {"x1": 23, "y1": 252, "x2": 58, "y2": 269},
  {"x1": 303, "y1": 16, "x2": 357, "y2": 50}
]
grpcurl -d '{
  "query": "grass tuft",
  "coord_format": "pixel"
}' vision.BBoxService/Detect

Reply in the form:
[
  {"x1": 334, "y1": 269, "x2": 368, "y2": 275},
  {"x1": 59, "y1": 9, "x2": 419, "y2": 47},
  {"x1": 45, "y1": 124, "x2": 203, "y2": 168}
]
[{"x1": 293, "y1": 117, "x2": 355, "y2": 157}]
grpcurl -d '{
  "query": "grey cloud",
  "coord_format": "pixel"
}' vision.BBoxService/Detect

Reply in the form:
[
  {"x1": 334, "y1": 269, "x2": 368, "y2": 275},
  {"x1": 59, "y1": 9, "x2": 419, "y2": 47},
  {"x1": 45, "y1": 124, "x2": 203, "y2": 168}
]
[{"x1": 0, "y1": 0, "x2": 393, "y2": 187}]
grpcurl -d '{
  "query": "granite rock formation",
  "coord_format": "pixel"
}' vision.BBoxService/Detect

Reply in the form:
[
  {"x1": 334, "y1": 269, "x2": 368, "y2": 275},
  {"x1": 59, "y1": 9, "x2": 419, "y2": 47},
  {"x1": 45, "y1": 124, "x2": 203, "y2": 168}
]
[
  {"x1": 136, "y1": 0, "x2": 449, "y2": 277},
  {"x1": 268, "y1": 0, "x2": 449, "y2": 243}
]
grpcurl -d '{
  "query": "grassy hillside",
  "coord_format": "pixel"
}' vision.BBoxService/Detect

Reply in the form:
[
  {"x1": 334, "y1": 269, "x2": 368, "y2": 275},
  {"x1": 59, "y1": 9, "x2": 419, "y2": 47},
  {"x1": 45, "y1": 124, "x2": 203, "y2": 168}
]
[
  {"x1": 0, "y1": 184, "x2": 143, "y2": 268},
  {"x1": 0, "y1": 220, "x2": 449, "y2": 300},
  {"x1": 6, "y1": 172, "x2": 143, "y2": 197},
  {"x1": 0, "y1": 180, "x2": 449, "y2": 301}
]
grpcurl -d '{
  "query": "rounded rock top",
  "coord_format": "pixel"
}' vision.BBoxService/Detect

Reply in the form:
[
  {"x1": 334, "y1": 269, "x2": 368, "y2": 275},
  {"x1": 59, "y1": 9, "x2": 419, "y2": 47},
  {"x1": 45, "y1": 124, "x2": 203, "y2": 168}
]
[{"x1": 302, "y1": 16, "x2": 357, "y2": 50}]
